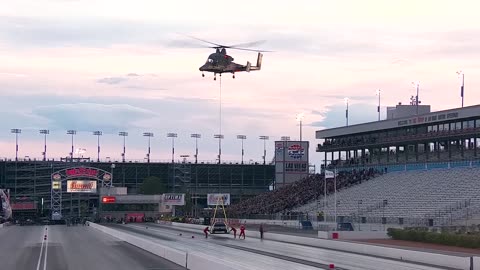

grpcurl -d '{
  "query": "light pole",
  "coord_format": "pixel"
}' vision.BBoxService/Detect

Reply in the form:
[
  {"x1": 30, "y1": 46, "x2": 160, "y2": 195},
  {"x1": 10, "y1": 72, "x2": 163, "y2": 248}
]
[
  {"x1": 357, "y1": 200, "x2": 363, "y2": 231},
  {"x1": 39, "y1": 129, "x2": 49, "y2": 161},
  {"x1": 376, "y1": 89, "x2": 381, "y2": 121},
  {"x1": 237, "y1": 135, "x2": 246, "y2": 164},
  {"x1": 457, "y1": 71, "x2": 465, "y2": 107},
  {"x1": 411, "y1": 82, "x2": 420, "y2": 115},
  {"x1": 11, "y1": 129, "x2": 21, "y2": 161},
  {"x1": 281, "y1": 136, "x2": 290, "y2": 141},
  {"x1": 344, "y1": 98, "x2": 349, "y2": 126},
  {"x1": 259, "y1": 135, "x2": 269, "y2": 165},
  {"x1": 118, "y1": 131, "x2": 128, "y2": 162},
  {"x1": 167, "y1": 133, "x2": 177, "y2": 163},
  {"x1": 214, "y1": 134, "x2": 224, "y2": 164},
  {"x1": 143, "y1": 132, "x2": 154, "y2": 163},
  {"x1": 93, "y1": 131, "x2": 102, "y2": 162},
  {"x1": 67, "y1": 130, "x2": 76, "y2": 161},
  {"x1": 191, "y1": 134, "x2": 201, "y2": 164},
  {"x1": 296, "y1": 113, "x2": 304, "y2": 141}
]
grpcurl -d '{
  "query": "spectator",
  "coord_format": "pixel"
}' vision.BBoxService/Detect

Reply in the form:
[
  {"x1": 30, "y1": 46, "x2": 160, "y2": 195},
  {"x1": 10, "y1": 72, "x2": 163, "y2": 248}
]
[{"x1": 228, "y1": 169, "x2": 382, "y2": 217}]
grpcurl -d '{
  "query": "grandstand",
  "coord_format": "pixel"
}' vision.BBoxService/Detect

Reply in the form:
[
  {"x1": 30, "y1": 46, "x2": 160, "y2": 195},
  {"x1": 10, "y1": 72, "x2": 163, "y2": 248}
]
[
  {"x1": 229, "y1": 103, "x2": 480, "y2": 229},
  {"x1": 296, "y1": 163, "x2": 480, "y2": 227}
]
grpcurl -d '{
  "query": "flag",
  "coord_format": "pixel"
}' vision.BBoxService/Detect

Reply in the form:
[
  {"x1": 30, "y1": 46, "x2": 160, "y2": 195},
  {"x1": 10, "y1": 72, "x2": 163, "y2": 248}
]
[{"x1": 325, "y1": 170, "x2": 335, "y2": 179}]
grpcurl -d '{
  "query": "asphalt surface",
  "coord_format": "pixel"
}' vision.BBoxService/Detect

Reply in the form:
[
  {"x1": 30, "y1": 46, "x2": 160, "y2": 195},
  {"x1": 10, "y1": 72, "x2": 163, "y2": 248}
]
[
  {"x1": 110, "y1": 223, "x2": 448, "y2": 270},
  {"x1": 0, "y1": 224, "x2": 184, "y2": 270}
]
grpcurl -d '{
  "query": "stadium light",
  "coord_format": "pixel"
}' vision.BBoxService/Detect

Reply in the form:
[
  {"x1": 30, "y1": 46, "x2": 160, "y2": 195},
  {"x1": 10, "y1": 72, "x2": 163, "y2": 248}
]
[
  {"x1": 376, "y1": 89, "x2": 381, "y2": 121},
  {"x1": 411, "y1": 82, "x2": 420, "y2": 115},
  {"x1": 93, "y1": 131, "x2": 102, "y2": 162},
  {"x1": 296, "y1": 113, "x2": 305, "y2": 142},
  {"x1": 39, "y1": 129, "x2": 49, "y2": 161},
  {"x1": 457, "y1": 71, "x2": 465, "y2": 107},
  {"x1": 67, "y1": 130, "x2": 76, "y2": 162},
  {"x1": 143, "y1": 132, "x2": 154, "y2": 163},
  {"x1": 214, "y1": 134, "x2": 224, "y2": 164},
  {"x1": 237, "y1": 135, "x2": 247, "y2": 164},
  {"x1": 281, "y1": 136, "x2": 290, "y2": 141},
  {"x1": 10, "y1": 129, "x2": 21, "y2": 161},
  {"x1": 190, "y1": 133, "x2": 201, "y2": 164},
  {"x1": 118, "y1": 131, "x2": 128, "y2": 162},
  {"x1": 167, "y1": 133, "x2": 177, "y2": 163},
  {"x1": 259, "y1": 135, "x2": 269, "y2": 165},
  {"x1": 344, "y1": 98, "x2": 349, "y2": 126}
]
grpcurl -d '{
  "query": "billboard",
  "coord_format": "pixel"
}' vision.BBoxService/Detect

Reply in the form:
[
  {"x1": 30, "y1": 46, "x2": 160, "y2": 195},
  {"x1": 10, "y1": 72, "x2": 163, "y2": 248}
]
[
  {"x1": 275, "y1": 141, "x2": 309, "y2": 187},
  {"x1": 163, "y1": 193, "x2": 185, "y2": 206},
  {"x1": 66, "y1": 180, "x2": 97, "y2": 193},
  {"x1": 207, "y1": 193, "x2": 230, "y2": 206}
]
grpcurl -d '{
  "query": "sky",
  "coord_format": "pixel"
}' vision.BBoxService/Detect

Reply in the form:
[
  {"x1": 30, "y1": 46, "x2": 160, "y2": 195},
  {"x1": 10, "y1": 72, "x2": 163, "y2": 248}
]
[{"x1": 1, "y1": 0, "x2": 480, "y2": 167}]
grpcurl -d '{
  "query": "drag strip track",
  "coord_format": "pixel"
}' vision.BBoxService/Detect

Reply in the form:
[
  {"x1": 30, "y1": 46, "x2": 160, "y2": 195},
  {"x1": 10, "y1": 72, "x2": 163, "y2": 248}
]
[
  {"x1": 110, "y1": 223, "x2": 448, "y2": 270},
  {"x1": 0, "y1": 225, "x2": 185, "y2": 270},
  {"x1": 109, "y1": 223, "x2": 333, "y2": 269}
]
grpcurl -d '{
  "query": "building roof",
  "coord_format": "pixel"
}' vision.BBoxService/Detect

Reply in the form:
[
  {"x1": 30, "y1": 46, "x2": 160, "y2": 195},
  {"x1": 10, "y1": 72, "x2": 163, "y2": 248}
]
[{"x1": 316, "y1": 104, "x2": 480, "y2": 139}]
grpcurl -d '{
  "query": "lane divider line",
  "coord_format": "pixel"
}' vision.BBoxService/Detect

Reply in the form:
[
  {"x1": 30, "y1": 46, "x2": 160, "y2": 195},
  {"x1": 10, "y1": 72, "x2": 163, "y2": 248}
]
[
  {"x1": 43, "y1": 226, "x2": 48, "y2": 270},
  {"x1": 35, "y1": 226, "x2": 47, "y2": 270}
]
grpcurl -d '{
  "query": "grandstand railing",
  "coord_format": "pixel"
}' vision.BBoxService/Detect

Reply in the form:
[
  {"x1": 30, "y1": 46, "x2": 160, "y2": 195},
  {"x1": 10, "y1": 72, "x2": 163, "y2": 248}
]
[
  {"x1": 330, "y1": 158, "x2": 480, "y2": 173},
  {"x1": 318, "y1": 127, "x2": 480, "y2": 151}
]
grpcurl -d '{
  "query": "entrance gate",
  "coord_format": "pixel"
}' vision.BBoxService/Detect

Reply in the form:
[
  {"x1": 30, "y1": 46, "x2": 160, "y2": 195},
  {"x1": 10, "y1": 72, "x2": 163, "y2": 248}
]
[{"x1": 51, "y1": 167, "x2": 112, "y2": 220}]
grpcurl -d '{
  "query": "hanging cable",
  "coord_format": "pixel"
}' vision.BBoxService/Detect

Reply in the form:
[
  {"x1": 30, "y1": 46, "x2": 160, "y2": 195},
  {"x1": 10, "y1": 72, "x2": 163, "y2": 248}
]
[{"x1": 218, "y1": 75, "x2": 222, "y2": 164}]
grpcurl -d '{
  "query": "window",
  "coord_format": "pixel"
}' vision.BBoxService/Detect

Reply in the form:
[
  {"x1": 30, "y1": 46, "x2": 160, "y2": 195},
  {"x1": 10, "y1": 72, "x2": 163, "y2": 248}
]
[
  {"x1": 455, "y1": 122, "x2": 462, "y2": 130},
  {"x1": 432, "y1": 125, "x2": 438, "y2": 132}
]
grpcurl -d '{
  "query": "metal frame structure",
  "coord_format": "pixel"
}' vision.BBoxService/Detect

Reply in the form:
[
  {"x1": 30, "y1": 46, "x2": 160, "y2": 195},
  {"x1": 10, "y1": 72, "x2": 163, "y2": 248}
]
[{"x1": 50, "y1": 166, "x2": 112, "y2": 220}]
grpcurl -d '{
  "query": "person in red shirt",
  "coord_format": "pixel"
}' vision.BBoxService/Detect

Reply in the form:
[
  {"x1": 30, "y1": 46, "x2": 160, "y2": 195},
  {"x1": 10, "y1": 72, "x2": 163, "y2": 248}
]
[
  {"x1": 203, "y1": 226, "x2": 209, "y2": 238},
  {"x1": 230, "y1": 226, "x2": 237, "y2": 239},
  {"x1": 239, "y1": 224, "x2": 246, "y2": 239}
]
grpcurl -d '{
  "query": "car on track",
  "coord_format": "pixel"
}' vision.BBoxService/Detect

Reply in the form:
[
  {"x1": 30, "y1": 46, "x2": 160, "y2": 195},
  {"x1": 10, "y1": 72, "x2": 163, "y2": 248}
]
[{"x1": 210, "y1": 222, "x2": 229, "y2": 234}]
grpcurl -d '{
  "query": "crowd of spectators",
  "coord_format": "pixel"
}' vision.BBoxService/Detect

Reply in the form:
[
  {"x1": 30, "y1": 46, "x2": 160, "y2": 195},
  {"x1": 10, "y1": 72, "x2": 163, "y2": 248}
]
[{"x1": 228, "y1": 168, "x2": 382, "y2": 217}]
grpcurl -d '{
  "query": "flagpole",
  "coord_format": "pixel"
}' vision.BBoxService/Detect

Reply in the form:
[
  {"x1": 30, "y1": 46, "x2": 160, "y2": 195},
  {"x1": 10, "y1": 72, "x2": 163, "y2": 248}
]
[
  {"x1": 324, "y1": 176, "x2": 327, "y2": 222},
  {"x1": 334, "y1": 168, "x2": 337, "y2": 224}
]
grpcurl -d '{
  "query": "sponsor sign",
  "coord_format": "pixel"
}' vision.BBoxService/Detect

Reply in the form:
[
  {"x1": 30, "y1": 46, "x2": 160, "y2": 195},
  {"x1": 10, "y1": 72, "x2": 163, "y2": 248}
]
[
  {"x1": 207, "y1": 193, "x2": 230, "y2": 206},
  {"x1": 66, "y1": 168, "x2": 98, "y2": 178},
  {"x1": 285, "y1": 162, "x2": 308, "y2": 172},
  {"x1": 101, "y1": 196, "x2": 116, "y2": 203},
  {"x1": 102, "y1": 173, "x2": 112, "y2": 182},
  {"x1": 287, "y1": 144, "x2": 305, "y2": 159},
  {"x1": 163, "y1": 193, "x2": 185, "y2": 206},
  {"x1": 67, "y1": 180, "x2": 97, "y2": 193}
]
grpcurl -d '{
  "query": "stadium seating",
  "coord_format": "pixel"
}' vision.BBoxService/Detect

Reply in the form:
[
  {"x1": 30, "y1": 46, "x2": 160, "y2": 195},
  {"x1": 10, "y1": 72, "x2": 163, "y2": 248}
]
[
  {"x1": 228, "y1": 169, "x2": 381, "y2": 217},
  {"x1": 298, "y1": 167, "x2": 480, "y2": 226}
]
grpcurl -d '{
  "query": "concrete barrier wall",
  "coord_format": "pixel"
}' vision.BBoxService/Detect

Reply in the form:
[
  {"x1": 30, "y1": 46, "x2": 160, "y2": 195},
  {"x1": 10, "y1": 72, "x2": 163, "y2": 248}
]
[
  {"x1": 325, "y1": 231, "x2": 389, "y2": 240},
  {"x1": 170, "y1": 222, "x2": 471, "y2": 270}
]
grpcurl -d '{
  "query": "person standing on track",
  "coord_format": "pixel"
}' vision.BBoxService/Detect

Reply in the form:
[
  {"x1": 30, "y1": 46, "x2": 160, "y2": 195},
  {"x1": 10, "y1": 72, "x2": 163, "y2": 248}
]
[
  {"x1": 239, "y1": 224, "x2": 246, "y2": 239},
  {"x1": 204, "y1": 226, "x2": 209, "y2": 238},
  {"x1": 259, "y1": 223, "x2": 264, "y2": 240},
  {"x1": 231, "y1": 226, "x2": 237, "y2": 239}
]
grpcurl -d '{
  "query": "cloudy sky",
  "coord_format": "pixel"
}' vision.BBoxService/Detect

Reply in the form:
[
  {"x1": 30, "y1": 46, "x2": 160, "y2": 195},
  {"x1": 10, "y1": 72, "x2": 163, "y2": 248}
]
[{"x1": 1, "y1": 0, "x2": 479, "y2": 166}]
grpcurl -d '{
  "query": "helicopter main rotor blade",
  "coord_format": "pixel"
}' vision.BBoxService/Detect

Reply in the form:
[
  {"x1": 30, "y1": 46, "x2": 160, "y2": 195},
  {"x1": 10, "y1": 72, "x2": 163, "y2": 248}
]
[
  {"x1": 183, "y1": 34, "x2": 225, "y2": 48},
  {"x1": 227, "y1": 47, "x2": 274, "y2": 52},
  {"x1": 228, "y1": 40, "x2": 266, "y2": 48}
]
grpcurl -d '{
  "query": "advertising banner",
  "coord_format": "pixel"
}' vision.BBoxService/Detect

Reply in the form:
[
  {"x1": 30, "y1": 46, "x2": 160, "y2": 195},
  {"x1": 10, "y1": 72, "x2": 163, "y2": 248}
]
[
  {"x1": 66, "y1": 180, "x2": 97, "y2": 193},
  {"x1": 163, "y1": 193, "x2": 185, "y2": 206},
  {"x1": 207, "y1": 193, "x2": 230, "y2": 206}
]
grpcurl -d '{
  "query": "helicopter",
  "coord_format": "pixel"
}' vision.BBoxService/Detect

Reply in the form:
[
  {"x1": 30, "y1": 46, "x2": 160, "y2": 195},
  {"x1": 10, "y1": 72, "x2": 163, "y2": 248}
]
[{"x1": 186, "y1": 36, "x2": 269, "y2": 80}]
